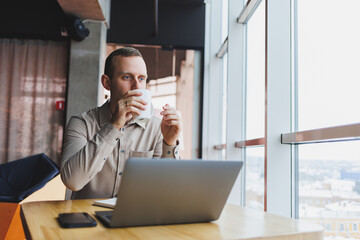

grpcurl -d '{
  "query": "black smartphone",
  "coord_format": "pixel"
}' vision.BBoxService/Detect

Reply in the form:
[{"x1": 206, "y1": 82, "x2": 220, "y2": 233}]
[{"x1": 58, "y1": 212, "x2": 97, "y2": 228}]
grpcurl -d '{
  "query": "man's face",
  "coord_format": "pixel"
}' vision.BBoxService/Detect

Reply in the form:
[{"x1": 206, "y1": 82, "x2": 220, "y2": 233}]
[{"x1": 108, "y1": 56, "x2": 147, "y2": 101}]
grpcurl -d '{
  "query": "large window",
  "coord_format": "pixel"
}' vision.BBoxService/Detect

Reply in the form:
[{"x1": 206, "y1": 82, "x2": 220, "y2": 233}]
[
  {"x1": 244, "y1": 0, "x2": 265, "y2": 210},
  {"x1": 245, "y1": 146, "x2": 264, "y2": 210},
  {"x1": 297, "y1": 0, "x2": 360, "y2": 131},
  {"x1": 246, "y1": 0, "x2": 265, "y2": 140},
  {"x1": 295, "y1": 0, "x2": 360, "y2": 239},
  {"x1": 206, "y1": 1, "x2": 360, "y2": 235},
  {"x1": 298, "y1": 142, "x2": 360, "y2": 239}
]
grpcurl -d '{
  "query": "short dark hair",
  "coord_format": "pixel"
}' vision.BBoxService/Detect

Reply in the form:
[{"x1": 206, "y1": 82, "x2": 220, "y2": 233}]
[{"x1": 104, "y1": 47, "x2": 143, "y2": 79}]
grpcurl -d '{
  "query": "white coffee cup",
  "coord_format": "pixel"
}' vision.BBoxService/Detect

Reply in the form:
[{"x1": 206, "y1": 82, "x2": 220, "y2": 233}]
[{"x1": 133, "y1": 89, "x2": 153, "y2": 119}]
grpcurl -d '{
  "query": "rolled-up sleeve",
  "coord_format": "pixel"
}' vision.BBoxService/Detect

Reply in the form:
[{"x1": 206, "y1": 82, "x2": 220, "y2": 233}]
[
  {"x1": 60, "y1": 116, "x2": 123, "y2": 191},
  {"x1": 152, "y1": 130, "x2": 180, "y2": 159},
  {"x1": 161, "y1": 140, "x2": 180, "y2": 159}
]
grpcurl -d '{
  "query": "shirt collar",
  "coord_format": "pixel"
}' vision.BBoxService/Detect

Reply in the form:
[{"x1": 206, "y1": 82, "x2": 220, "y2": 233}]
[
  {"x1": 127, "y1": 118, "x2": 149, "y2": 129},
  {"x1": 98, "y1": 100, "x2": 150, "y2": 129}
]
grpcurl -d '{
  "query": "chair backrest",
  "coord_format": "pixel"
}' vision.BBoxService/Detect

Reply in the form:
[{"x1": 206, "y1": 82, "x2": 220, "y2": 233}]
[{"x1": 0, "y1": 153, "x2": 59, "y2": 203}]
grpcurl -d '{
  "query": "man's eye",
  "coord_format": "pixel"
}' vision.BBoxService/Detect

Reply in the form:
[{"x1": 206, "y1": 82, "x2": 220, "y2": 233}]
[
  {"x1": 123, "y1": 75, "x2": 131, "y2": 80},
  {"x1": 139, "y1": 77, "x2": 145, "y2": 82}
]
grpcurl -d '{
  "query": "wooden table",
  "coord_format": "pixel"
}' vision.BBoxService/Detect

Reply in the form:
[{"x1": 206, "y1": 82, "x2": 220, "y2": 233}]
[{"x1": 21, "y1": 199, "x2": 323, "y2": 240}]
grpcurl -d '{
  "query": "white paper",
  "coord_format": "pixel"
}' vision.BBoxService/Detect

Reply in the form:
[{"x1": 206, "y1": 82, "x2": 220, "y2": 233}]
[{"x1": 93, "y1": 198, "x2": 117, "y2": 209}]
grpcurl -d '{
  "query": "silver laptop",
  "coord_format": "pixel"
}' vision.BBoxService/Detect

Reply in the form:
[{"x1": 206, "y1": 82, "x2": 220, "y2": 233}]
[{"x1": 95, "y1": 158, "x2": 243, "y2": 228}]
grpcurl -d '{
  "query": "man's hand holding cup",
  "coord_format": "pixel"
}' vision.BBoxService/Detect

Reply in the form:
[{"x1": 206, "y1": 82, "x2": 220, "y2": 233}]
[
  {"x1": 110, "y1": 89, "x2": 150, "y2": 129},
  {"x1": 160, "y1": 104, "x2": 182, "y2": 146}
]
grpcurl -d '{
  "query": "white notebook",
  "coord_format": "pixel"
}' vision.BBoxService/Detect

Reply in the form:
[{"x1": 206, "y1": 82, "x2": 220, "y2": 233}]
[{"x1": 93, "y1": 198, "x2": 117, "y2": 209}]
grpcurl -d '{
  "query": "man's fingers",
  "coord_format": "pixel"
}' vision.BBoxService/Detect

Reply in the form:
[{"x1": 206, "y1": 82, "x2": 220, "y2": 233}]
[
  {"x1": 131, "y1": 97, "x2": 148, "y2": 106},
  {"x1": 163, "y1": 114, "x2": 179, "y2": 121},
  {"x1": 122, "y1": 96, "x2": 147, "y2": 105},
  {"x1": 160, "y1": 109, "x2": 177, "y2": 116},
  {"x1": 126, "y1": 99, "x2": 147, "y2": 110},
  {"x1": 164, "y1": 120, "x2": 180, "y2": 126},
  {"x1": 162, "y1": 104, "x2": 174, "y2": 110},
  {"x1": 161, "y1": 111, "x2": 180, "y2": 124},
  {"x1": 160, "y1": 105, "x2": 181, "y2": 126},
  {"x1": 125, "y1": 106, "x2": 141, "y2": 116}
]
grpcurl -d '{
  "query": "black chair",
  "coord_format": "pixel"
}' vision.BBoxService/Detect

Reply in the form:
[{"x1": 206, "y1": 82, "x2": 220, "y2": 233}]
[{"x1": 0, "y1": 153, "x2": 59, "y2": 203}]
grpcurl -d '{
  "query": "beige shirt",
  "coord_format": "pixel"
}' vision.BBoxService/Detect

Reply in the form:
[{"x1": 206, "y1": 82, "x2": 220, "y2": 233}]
[{"x1": 60, "y1": 101, "x2": 180, "y2": 199}]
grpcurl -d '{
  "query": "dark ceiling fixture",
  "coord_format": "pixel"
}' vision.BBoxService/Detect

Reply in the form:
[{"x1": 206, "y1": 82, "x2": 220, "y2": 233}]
[
  {"x1": 65, "y1": 15, "x2": 90, "y2": 41},
  {"x1": 107, "y1": 0, "x2": 205, "y2": 49}
]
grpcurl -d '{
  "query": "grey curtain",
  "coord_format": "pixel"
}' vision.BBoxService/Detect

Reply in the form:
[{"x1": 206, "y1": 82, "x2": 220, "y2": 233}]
[{"x1": 0, "y1": 39, "x2": 68, "y2": 165}]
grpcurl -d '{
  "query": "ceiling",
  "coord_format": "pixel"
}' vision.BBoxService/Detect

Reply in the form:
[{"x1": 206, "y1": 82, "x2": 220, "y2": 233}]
[
  {"x1": 0, "y1": 0, "x2": 205, "y2": 48},
  {"x1": 0, "y1": 0, "x2": 66, "y2": 40}
]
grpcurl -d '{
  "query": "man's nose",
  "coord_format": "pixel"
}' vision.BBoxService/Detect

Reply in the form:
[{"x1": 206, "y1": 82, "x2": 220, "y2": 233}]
[{"x1": 131, "y1": 78, "x2": 141, "y2": 89}]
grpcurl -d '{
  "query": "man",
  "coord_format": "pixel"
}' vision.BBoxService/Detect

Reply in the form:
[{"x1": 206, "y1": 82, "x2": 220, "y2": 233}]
[{"x1": 60, "y1": 47, "x2": 182, "y2": 199}]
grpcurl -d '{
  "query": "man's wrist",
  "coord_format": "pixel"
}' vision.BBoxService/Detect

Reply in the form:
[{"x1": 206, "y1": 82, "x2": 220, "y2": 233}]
[
  {"x1": 163, "y1": 139, "x2": 177, "y2": 146},
  {"x1": 110, "y1": 120, "x2": 123, "y2": 130},
  {"x1": 162, "y1": 140, "x2": 180, "y2": 159}
]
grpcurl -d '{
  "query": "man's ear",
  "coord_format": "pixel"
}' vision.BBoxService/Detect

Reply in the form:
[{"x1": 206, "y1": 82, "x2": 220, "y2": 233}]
[{"x1": 101, "y1": 74, "x2": 111, "y2": 91}]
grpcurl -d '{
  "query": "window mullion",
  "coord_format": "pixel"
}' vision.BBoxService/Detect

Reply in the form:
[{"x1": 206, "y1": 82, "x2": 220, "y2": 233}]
[
  {"x1": 226, "y1": 0, "x2": 246, "y2": 206},
  {"x1": 265, "y1": 0, "x2": 292, "y2": 217}
]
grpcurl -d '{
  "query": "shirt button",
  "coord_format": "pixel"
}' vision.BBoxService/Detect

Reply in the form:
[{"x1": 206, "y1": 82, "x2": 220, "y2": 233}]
[
  {"x1": 120, "y1": 149, "x2": 124, "y2": 153},
  {"x1": 175, "y1": 151, "x2": 178, "y2": 154},
  {"x1": 119, "y1": 172, "x2": 123, "y2": 176},
  {"x1": 121, "y1": 128, "x2": 125, "y2": 132},
  {"x1": 103, "y1": 158, "x2": 106, "y2": 160}
]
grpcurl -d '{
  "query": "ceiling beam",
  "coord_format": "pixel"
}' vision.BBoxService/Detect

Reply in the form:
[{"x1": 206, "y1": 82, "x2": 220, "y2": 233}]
[{"x1": 57, "y1": 0, "x2": 109, "y2": 27}]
